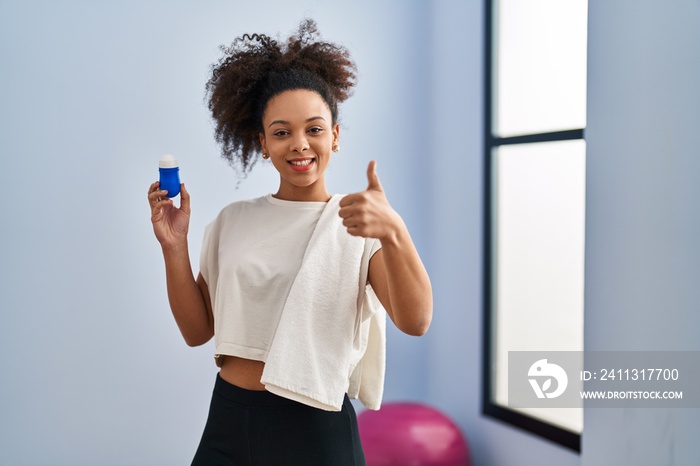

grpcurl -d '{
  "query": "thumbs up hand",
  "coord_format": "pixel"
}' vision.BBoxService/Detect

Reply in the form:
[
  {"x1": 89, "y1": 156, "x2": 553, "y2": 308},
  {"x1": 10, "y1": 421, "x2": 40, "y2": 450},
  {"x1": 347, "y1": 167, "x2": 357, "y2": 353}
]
[{"x1": 339, "y1": 161, "x2": 402, "y2": 241}]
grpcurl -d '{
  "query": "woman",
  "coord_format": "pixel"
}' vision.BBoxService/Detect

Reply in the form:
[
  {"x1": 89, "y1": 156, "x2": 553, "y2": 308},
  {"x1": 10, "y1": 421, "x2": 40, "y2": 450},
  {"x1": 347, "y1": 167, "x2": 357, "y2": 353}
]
[{"x1": 147, "y1": 19, "x2": 432, "y2": 465}]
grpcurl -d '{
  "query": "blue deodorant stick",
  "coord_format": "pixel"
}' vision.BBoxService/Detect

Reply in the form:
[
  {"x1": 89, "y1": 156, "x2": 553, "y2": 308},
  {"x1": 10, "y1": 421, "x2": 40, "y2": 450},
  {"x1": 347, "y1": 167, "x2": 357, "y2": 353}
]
[{"x1": 159, "y1": 154, "x2": 180, "y2": 198}]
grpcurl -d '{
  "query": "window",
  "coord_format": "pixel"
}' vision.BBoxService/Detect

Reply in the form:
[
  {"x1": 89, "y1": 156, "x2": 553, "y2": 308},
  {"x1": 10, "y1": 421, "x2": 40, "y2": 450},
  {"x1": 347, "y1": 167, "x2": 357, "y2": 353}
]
[{"x1": 482, "y1": 0, "x2": 587, "y2": 452}]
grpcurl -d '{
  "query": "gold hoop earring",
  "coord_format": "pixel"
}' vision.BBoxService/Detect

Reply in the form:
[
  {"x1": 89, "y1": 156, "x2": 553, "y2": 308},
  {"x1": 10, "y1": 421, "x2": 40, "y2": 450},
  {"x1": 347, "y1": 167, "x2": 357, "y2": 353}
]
[
  {"x1": 262, "y1": 152, "x2": 269, "y2": 159},
  {"x1": 332, "y1": 144, "x2": 339, "y2": 153}
]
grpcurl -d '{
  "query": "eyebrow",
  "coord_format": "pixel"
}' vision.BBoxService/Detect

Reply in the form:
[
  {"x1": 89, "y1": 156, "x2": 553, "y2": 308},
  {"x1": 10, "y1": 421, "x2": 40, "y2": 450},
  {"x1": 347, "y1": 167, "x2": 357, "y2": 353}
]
[{"x1": 268, "y1": 116, "x2": 327, "y2": 128}]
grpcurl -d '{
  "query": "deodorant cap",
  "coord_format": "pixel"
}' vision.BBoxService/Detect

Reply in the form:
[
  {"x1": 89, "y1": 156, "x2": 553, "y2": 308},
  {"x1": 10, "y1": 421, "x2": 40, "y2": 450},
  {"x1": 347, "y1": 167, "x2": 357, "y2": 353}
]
[{"x1": 159, "y1": 154, "x2": 178, "y2": 168}]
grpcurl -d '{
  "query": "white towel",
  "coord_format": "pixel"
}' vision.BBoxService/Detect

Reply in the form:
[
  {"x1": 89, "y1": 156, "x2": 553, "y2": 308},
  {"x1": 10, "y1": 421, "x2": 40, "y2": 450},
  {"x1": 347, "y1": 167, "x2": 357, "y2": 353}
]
[
  {"x1": 347, "y1": 285, "x2": 386, "y2": 410},
  {"x1": 261, "y1": 194, "x2": 386, "y2": 411}
]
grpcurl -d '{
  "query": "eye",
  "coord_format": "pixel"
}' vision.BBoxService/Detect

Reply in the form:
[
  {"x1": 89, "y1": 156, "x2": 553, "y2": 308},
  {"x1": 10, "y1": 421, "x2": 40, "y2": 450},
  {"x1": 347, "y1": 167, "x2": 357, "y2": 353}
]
[
  {"x1": 308, "y1": 127, "x2": 324, "y2": 134},
  {"x1": 273, "y1": 130, "x2": 289, "y2": 137}
]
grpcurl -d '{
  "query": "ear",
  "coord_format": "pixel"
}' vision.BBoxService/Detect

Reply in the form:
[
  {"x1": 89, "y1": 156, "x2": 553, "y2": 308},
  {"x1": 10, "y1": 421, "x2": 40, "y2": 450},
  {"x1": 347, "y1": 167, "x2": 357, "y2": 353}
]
[
  {"x1": 332, "y1": 123, "x2": 340, "y2": 147},
  {"x1": 259, "y1": 132, "x2": 267, "y2": 154}
]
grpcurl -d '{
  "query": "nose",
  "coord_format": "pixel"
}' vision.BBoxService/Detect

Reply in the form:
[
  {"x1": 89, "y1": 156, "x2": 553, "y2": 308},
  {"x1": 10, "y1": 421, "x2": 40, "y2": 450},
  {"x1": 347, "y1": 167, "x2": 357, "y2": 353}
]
[{"x1": 289, "y1": 132, "x2": 310, "y2": 153}]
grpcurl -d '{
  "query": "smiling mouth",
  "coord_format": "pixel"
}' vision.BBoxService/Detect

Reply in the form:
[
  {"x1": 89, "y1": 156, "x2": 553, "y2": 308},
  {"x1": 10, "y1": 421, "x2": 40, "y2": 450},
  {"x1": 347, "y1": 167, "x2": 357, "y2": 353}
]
[
  {"x1": 289, "y1": 158, "x2": 314, "y2": 166},
  {"x1": 288, "y1": 157, "x2": 316, "y2": 172}
]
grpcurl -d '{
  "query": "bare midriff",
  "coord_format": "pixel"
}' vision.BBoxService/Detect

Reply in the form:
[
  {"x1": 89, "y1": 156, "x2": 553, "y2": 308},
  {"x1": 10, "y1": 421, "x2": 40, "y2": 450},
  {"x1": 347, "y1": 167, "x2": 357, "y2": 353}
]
[{"x1": 219, "y1": 355, "x2": 267, "y2": 391}]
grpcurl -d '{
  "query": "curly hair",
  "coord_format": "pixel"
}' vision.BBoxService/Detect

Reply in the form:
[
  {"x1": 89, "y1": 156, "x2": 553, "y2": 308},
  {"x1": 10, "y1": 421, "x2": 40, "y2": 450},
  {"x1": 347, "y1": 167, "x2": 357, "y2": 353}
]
[{"x1": 205, "y1": 19, "x2": 357, "y2": 175}]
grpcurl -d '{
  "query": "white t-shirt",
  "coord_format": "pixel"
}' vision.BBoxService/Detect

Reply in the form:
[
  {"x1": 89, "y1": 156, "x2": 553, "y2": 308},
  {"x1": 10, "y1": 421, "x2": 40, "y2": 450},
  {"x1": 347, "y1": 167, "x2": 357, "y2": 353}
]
[{"x1": 199, "y1": 194, "x2": 381, "y2": 365}]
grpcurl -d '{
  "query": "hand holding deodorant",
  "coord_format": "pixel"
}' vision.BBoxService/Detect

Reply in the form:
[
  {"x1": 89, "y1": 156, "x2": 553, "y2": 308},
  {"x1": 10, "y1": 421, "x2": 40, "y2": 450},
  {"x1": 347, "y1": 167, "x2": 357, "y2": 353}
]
[{"x1": 159, "y1": 154, "x2": 180, "y2": 198}]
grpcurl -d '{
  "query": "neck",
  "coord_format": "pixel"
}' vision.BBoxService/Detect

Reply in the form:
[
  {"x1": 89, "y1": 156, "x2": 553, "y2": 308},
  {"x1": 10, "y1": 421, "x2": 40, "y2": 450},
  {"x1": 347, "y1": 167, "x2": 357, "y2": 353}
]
[{"x1": 273, "y1": 182, "x2": 331, "y2": 202}]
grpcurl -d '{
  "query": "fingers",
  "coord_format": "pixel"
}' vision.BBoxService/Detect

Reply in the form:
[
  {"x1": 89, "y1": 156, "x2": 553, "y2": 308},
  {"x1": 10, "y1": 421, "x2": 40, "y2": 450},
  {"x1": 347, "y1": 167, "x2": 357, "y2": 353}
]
[
  {"x1": 148, "y1": 181, "x2": 161, "y2": 200},
  {"x1": 338, "y1": 194, "x2": 353, "y2": 209},
  {"x1": 147, "y1": 181, "x2": 171, "y2": 220},
  {"x1": 338, "y1": 193, "x2": 357, "y2": 210},
  {"x1": 148, "y1": 182, "x2": 164, "y2": 203},
  {"x1": 340, "y1": 215, "x2": 360, "y2": 236},
  {"x1": 339, "y1": 190, "x2": 372, "y2": 209},
  {"x1": 340, "y1": 212, "x2": 377, "y2": 238},
  {"x1": 153, "y1": 198, "x2": 171, "y2": 217},
  {"x1": 339, "y1": 205, "x2": 368, "y2": 229},
  {"x1": 148, "y1": 181, "x2": 163, "y2": 196},
  {"x1": 148, "y1": 181, "x2": 192, "y2": 226},
  {"x1": 148, "y1": 182, "x2": 168, "y2": 206},
  {"x1": 344, "y1": 225, "x2": 363, "y2": 237},
  {"x1": 338, "y1": 194, "x2": 364, "y2": 220}
]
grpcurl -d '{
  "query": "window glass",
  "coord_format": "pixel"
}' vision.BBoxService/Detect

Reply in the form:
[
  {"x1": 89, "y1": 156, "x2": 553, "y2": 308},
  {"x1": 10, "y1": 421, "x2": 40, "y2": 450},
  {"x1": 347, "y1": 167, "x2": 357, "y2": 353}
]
[
  {"x1": 494, "y1": 0, "x2": 588, "y2": 137},
  {"x1": 491, "y1": 139, "x2": 586, "y2": 433}
]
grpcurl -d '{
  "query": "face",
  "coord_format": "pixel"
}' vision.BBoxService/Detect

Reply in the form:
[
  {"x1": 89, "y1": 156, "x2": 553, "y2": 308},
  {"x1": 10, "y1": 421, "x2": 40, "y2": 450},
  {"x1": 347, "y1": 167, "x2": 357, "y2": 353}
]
[{"x1": 259, "y1": 89, "x2": 339, "y2": 201}]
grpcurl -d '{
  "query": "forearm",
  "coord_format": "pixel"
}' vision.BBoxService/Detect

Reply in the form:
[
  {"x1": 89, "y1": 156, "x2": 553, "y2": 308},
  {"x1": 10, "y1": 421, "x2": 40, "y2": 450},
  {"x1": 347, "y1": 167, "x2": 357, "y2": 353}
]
[
  {"x1": 162, "y1": 243, "x2": 213, "y2": 346},
  {"x1": 379, "y1": 220, "x2": 433, "y2": 336}
]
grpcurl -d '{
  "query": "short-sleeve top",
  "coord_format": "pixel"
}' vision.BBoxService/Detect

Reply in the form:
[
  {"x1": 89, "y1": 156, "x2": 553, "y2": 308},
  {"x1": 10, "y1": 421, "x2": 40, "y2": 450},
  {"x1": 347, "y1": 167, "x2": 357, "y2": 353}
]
[{"x1": 199, "y1": 194, "x2": 381, "y2": 365}]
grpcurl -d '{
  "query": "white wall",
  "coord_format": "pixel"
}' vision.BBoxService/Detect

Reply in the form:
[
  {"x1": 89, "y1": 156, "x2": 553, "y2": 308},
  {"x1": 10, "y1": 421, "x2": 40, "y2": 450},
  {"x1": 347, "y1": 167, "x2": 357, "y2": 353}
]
[
  {"x1": 0, "y1": 1, "x2": 433, "y2": 464},
  {"x1": 583, "y1": 1, "x2": 700, "y2": 464}
]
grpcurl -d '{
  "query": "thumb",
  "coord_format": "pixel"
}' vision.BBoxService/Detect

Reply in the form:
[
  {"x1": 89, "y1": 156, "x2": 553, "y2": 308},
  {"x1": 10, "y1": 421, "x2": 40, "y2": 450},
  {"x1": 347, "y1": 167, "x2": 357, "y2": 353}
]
[
  {"x1": 179, "y1": 183, "x2": 191, "y2": 215},
  {"x1": 366, "y1": 160, "x2": 383, "y2": 192}
]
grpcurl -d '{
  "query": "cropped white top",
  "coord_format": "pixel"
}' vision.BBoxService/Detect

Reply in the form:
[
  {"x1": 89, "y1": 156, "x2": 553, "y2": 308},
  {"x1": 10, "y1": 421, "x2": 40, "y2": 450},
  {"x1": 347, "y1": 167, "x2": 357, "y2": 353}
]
[{"x1": 199, "y1": 194, "x2": 380, "y2": 366}]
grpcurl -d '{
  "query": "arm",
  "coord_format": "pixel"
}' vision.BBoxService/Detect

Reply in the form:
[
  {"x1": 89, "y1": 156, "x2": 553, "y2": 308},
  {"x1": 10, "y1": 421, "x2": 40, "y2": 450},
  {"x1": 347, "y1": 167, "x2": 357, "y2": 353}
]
[
  {"x1": 148, "y1": 182, "x2": 214, "y2": 346},
  {"x1": 338, "y1": 161, "x2": 433, "y2": 336}
]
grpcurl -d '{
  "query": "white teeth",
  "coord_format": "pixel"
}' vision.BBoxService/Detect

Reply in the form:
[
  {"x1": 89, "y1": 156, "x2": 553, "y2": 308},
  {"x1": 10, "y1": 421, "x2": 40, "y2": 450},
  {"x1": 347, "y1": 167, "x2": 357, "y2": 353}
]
[{"x1": 290, "y1": 159, "x2": 313, "y2": 166}]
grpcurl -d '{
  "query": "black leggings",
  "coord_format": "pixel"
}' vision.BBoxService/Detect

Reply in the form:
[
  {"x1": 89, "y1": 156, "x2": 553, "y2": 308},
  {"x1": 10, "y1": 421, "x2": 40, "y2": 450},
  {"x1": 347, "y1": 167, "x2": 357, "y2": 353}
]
[{"x1": 191, "y1": 374, "x2": 366, "y2": 466}]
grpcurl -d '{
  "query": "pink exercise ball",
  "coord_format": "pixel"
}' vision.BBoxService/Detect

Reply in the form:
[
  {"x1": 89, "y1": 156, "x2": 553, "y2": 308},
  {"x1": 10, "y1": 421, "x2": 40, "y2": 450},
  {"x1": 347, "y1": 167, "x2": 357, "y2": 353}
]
[{"x1": 358, "y1": 402, "x2": 471, "y2": 466}]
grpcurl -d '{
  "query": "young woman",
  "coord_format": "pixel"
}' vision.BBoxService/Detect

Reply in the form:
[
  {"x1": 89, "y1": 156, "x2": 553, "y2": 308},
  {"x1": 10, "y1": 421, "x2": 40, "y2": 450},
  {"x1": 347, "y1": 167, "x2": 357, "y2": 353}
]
[{"x1": 147, "y1": 20, "x2": 432, "y2": 465}]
